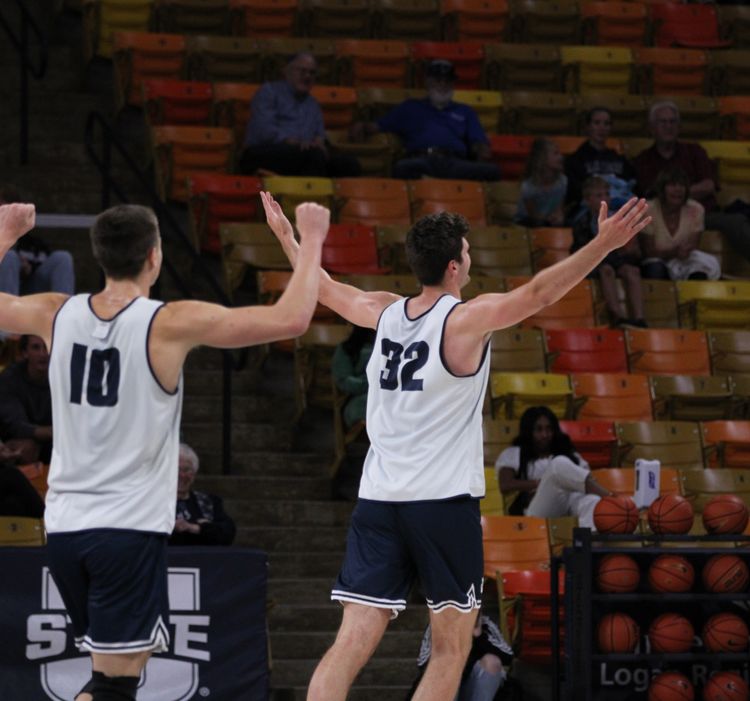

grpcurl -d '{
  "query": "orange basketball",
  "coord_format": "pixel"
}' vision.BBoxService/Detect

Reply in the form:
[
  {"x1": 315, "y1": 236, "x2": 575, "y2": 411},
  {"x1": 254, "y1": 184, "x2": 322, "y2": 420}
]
[
  {"x1": 597, "y1": 554, "x2": 641, "y2": 593},
  {"x1": 597, "y1": 612, "x2": 640, "y2": 653},
  {"x1": 703, "y1": 672, "x2": 749, "y2": 701},
  {"x1": 648, "y1": 554, "x2": 695, "y2": 593},
  {"x1": 594, "y1": 495, "x2": 639, "y2": 534},
  {"x1": 648, "y1": 494, "x2": 694, "y2": 535},
  {"x1": 648, "y1": 672, "x2": 695, "y2": 701},
  {"x1": 702, "y1": 613, "x2": 749, "y2": 653},
  {"x1": 702, "y1": 495, "x2": 749, "y2": 535},
  {"x1": 702, "y1": 554, "x2": 750, "y2": 594},
  {"x1": 648, "y1": 613, "x2": 695, "y2": 653}
]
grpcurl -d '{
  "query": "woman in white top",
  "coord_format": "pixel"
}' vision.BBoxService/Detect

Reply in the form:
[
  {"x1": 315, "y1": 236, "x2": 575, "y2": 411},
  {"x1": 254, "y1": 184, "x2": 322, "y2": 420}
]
[
  {"x1": 640, "y1": 167, "x2": 720, "y2": 282},
  {"x1": 495, "y1": 406, "x2": 612, "y2": 529}
]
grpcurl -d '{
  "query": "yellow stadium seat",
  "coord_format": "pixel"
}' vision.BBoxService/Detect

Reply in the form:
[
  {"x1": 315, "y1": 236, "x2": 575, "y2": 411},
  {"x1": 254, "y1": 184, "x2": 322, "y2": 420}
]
[
  {"x1": 186, "y1": 35, "x2": 263, "y2": 82},
  {"x1": 355, "y1": 86, "x2": 426, "y2": 122},
  {"x1": 509, "y1": 0, "x2": 581, "y2": 45},
  {"x1": 560, "y1": 45, "x2": 633, "y2": 95},
  {"x1": 83, "y1": 0, "x2": 153, "y2": 60},
  {"x1": 484, "y1": 43, "x2": 562, "y2": 92},
  {"x1": 481, "y1": 467, "x2": 505, "y2": 516},
  {"x1": 490, "y1": 328, "x2": 547, "y2": 373},
  {"x1": 677, "y1": 280, "x2": 750, "y2": 331},
  {"x1": 262, "y1": 176, "x2": 335, "y2": 220},
  {"x1": 650, "y1": 375, "x2": 734, "y2": 422},
  {"x1": 327, "y1": 131, "x2": 397, "y2": 178},
  {"x1": 701, "y1": 140, "x2": 750, "y2": 190},
  {"x1": 153, "y1": 0, "x2": 230, "y2": 35},
  {"x1": 616, "y1": 420, "x2": 705, "y2": 471},
  {"x1": 453, "y1": 90, "x2": 503, "y2": 134},
  {"x1": 483, "y1": 415, "x2": 519, "y2": 463},
  {"x1": 490, "y1": 372, "x2": 573, "y2": 419},
  {"x1": 0, "y1": 517, "x2": 46, "y2": 546},
  {"x1": 708, "y1": 331, "x2": 750, "y2": 378},
  {"x1": 711, "y1": 52, "x2": 750, "y2": 100},
  {"x1": 502, "y1": 90, "x2": 578, "y2": 135}
]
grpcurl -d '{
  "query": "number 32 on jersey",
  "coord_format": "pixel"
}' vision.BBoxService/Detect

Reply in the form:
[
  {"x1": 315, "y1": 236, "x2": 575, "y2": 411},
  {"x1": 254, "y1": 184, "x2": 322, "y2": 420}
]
[{"x1": 379, "y1": 338, "x2": 429, "y2": 391}]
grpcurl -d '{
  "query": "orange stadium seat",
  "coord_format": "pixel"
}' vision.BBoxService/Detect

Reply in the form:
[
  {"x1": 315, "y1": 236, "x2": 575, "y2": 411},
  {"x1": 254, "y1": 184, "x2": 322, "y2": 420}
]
[
  {"x1": 334, "y1": 178, "x2": 411, "y2": 226},
  {"x1": 650, "y1": 2, "x2": 731, "y2": 50},
  {"x1": 187, "y1": 173, "x2": 262, "y2": 253},
  {"x1": 572, "y1": 372, "x2": 653, "y2": 422},
  {"x1": 440, "y1": 0, "x2": 510, "y2": 42},
  {"x1": 212, "y1": 82, "x2": 260, "y2": 144},
  {"x1": 335, "y1": 39, "x2": 410, "y2": 88},
  {"x1": 558, "y1": 420, "x2": 616, "y2": 468},
  {"x1": 186, "y1": 35, "x2": 264, "y2": 82},
  {"x1": 505, "y1": 277, "x2": 595, "y2": 329},
  {"x1": 545, "y1": 329, "x2": 628, "y2": 374},
  {"x1": 310, "y1": 85, "x2": 357, "y2": 130},
  {"x1": 702, "y1": 421, "x2": 750, "y2": 470},
  {"x1": 580, "y1": 1, "x2": 649, "y2": 47},
  {"x1": 717, "y1": 6, "x2": 750, "y2": 50},
  {"x1": 371, "y1": 0, "x2": 442, "y2": 41},
  {"x1": 302, "y1": 0, "x2": 371, "y2": 39},
  {"x1": 509, "y1": 0, "x2": 581, "y2": 45},
  {"x1": 18, "y1": 462, "x2": 50, "y2": 501},
  {"x1": 633, "y1": 47, "x2": 708, "y2": 96},
  {"x1": 592, "y1": 467, "x2": 680, "y2": 497},
  {"x1": 481, "y1": 515, "x2": 551, "y2": 575},
  {"x1": 321, "y1": 223, "x2": 390, "y2": 275},
  {"x1": 408, "y1": 179, "x2": 487, "y2": 226},
  {"x1": 410, "y1": 41, "x2": 486, "y2": 89},
  {"x1": 719, "y1": 96, "x2": 750, "y2": 141},
  {"x1": 530, "y1": 227, "x2": 572, "y2": 270},
  {"x1": 83, "y1": 0, "x2": 153, "y2": 60},
  {"x1": 484, "y1": 43, "x2": 562, "y2": 92},
  {"x1": 488, "y1": 135, "x2": 534, "y2": 181},
  {"x1": 153, "y1": 0, "x2": 230, "y2": 35},
  {"x1": 625, "y1": 329, "x2": 711, "y2": 376},
  {"x1": 142, "y1": 78, "x2": 213, "y2": 125},
  {"x1": 229, "y1": 0, "x2": 298, "y2": 37}
]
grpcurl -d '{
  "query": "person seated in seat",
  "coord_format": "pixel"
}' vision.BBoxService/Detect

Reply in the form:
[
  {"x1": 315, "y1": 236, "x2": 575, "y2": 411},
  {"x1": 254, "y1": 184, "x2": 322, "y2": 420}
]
[
  {"x1": 350, "y1": 60, "x2": 500, "y2": 181},
  {"x1": 495, "y1": 406, "x2": 612, "y2": 529},
  {"x1": 514, "y1": 138, "x2": 566, "y2": 227},
  {"x1": 169, "y1": 443, "x2": 236, "y2": 546}
]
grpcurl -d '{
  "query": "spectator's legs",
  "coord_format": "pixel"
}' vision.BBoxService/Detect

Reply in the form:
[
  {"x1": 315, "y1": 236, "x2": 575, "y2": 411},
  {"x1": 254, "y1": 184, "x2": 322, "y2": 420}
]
[
  {"x1": 412, "y1": 607, "x2": 476, "y2": 701},
  {"x1": 27, "y1": 250, "x2": 75, "y2": 294},
  {"x1": 457, "y1": 656, "x2": 506, "y2": 701},
  {"x1": 392, "y1": 157, "x2": 433, "y2": 179},
  {"x1": 432, "y1": 157, "x2": 501, "y2": 182},
  {"x1": 307, "y1": 603, "x2": 390, "y2": 701},
  {"x1": 240, "y1": 143, "x2": 328, "y2": 176},
  {"x1": 597, "y1": 264, "x2": 627, "y2": 321},
  {"x1": 617, "y1": 263, "x2": 645, "y2": 321},
  {"x1": 640, "y1": 259, "x2": 670, "y2": 279},
  {"x1": 0, "y1": 466, "x2": 45, "y2": 517},
  {"x1": 706, "y1": 211, "x2": 750, "y2": 262},
  {"x1": 326, "y1": 152, "x2": 362, "y2": 177},
  {"x1": 526, "y1": 456, "x2": 591, "y2": 519},
  {"x1": 0, "y1": 250, "x2": 21, "y2": 295},
  {"x1": 6, "y1": 438, "x2": 40, "y2": 464}
]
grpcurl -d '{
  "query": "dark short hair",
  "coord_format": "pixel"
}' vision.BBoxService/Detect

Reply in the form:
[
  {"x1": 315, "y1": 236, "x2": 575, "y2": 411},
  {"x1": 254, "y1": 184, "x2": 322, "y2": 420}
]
[
  {"x1": 90, "y1": 205, "x2": 159, "y2": 280},
  {"x1": 405, "y1": 212, "x2": 468, "y2": 286},
  {"x1": 654, "y1": 167, "x2": 690, "y2": 206},
  {"x1": 586, "y1": 107, "x2": 612, "y2": 125}
]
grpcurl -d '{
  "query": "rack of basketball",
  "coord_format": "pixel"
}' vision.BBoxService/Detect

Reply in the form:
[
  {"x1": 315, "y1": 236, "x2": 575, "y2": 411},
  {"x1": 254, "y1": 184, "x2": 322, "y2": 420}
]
[{"x1": 553, "y1": 495, "x2": 750, "y2": 701}]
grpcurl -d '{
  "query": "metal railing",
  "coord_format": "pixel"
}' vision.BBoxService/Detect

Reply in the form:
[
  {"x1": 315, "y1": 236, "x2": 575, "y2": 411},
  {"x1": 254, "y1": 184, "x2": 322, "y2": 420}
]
[
  {"x1": 84, "y1": 111, "x2": 239, "y2": 474},
  {"x1": 0, "y1": 0, "x2": 48, "y2": 165}
]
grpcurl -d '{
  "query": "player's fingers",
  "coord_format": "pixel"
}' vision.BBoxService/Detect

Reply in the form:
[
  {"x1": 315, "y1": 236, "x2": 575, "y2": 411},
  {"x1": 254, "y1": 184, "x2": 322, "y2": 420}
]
[{"x1": 597, "y1": 200, "x2": 608, "y2": 226}]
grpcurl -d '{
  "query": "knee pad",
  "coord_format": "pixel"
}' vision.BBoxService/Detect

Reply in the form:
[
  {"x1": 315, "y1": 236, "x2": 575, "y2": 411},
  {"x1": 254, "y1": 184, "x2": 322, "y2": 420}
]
[{"x1": 78, "y1": 671, "x2": 139, "y2": 700}]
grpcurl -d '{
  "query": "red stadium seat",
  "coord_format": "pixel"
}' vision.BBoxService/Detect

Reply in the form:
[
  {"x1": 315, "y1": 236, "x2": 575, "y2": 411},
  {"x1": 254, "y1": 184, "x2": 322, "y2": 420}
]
[
  {"x1": 558, "y1": 420, "x2": 616, "y2": 468},
  {"x1": 321, "y1": 223, "x2": 390, "y2": 275},
  {"x1": 650, "y1": 2, "x2": 731, "y2": 49},
  {"x1": 488, "y1": 135, "x2": 534, "y2": 181},
  {"x1": 410, "y1": 41, "x2": 485, "y2": 89},
  {"x1": 545, "y1": 329, "x2": 628, "y2": 374},
  {"x1": 440, "y1": 0, "x2": 510, "y2": 42},
  {"x1": 142, "y1": 79, "x2": 213, "y2": 126},
  {"x1": 229, "y1": 0, "x2": 298, "y2": 37}
]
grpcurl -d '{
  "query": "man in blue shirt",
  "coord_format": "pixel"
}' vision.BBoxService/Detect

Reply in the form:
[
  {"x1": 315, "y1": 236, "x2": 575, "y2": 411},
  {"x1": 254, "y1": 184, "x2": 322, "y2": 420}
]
[
  {"x1": 352, "y1": 60, "x2": 500, "y2": 181},
  {"x1": 239, "y1": 52, "x2": 360, "y2": 177}
]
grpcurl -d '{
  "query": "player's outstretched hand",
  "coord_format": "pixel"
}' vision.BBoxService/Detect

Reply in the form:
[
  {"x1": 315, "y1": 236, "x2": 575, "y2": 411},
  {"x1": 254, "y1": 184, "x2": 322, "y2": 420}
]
[
  {"x1": 597, "y1": 197, "x2": 651, "y2": 251},
  {"x1": 0, "y1": 203, "x2": 35, "y2": 248},
  {"x1": 295, "y1": 202, "x2": 330, "y2": 244},
  {"x1": 260, "y1": 191, "x2": 295, "y2": 246}
]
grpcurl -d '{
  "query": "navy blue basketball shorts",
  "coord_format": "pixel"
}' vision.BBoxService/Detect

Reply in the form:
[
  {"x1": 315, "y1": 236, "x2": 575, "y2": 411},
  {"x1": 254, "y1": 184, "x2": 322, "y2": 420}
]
[
  {"x1": 46, "y1": 529, "x2": 170, "y2": 654},
  {"x1": 332, "y1": 497, "x2": 484, "y2": 617}
]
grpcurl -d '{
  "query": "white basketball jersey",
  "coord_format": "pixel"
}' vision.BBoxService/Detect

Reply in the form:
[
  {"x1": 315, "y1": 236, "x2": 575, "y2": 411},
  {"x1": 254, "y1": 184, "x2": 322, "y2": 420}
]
[
  {"x1": 45, "y1": 294, "x2": 183, "y2": 534},
  {"x1": 360, "y1": 294, "x2": 490, "y2": 502}
]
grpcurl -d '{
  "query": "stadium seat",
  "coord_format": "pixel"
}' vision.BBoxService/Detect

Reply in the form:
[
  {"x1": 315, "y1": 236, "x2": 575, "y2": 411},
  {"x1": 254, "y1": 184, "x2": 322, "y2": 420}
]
[
  {"x1": 625, "y1": 328, "x2": 711, "y2": 376},
  {"x1": 355, "y1": 86, "x2": 425, "y2": 122},
  {"x1": 717, "y1": 6, "x2": 750, "y2": 50},
  {"x1": 462, "y1": 275, "x2": 506, "y2": 299},
  {"x1": 112, "y1": 31, "x2": 186, "y2": 109},
  {"x1": 679, "y1": 468, "x2": 750, "y2": 513},
  {"x1": 558, "y1": 420, "x2": 616, "y2": 468},
  {"x1": 484, "y1": 43, "x2": 562, "y2": 92},
  {"x1": 152, "y1": 125, "x2": 234, "y2": 201},
  {"x1": 490, "y1": 328, "x2": 547, "y2": 373},
  {"x1": 580, "y1": 1, "x2": 649, "y2": 48},
  {"x1": 483, "y1": 180, "x2": 522, "y2": 224},
  {"x1": 701, "y1": 421, "x2": 750, "y2": 470},
  {"x1": 142, "y1": 78, "x2": 213, "y2": 126},
  {"x1": 632, "y1": 47, "x2": 708, "y2": 96},
  {"x1": 261, "y1": 37, "x2": 338, "y2": 84},
  {"x1": 229, "y1": 0, "x2": 299, "y2": 37},
  {"x1": 505, "y1": 277, "x2": 596, "y2": 330},
  {"x1": 321, "y1": 223, "x2": 389, "y2": 275},
  {"x1": 571, "y1": 372, "x2": 653, "y2": 422},
  {"x1": 676, "y1": 280, "x2": 750, "y2": 331},
  {"x1": 410, "y1": 41, "x2": 486, "y2": 90},
  {"x1": 711, "y1": 51, "x2": 750, "y2": 99},
  {"x1": 708, "y1": 331, "x2": 750, "y2": 378},
  {"x1": 335, "y1": 39, "x2": 410, "y2": 88},
  {"x1": 334, "y1": 178, "x2": 411, "y2": 226},
  {"x1": 615, "y1": 420, "x2": 705, "y2": 471},
  {"x1": 212, "y1": 81, "x2": 260, "y2": 144},
  {"x1": 530, "y1": 227, "x2": 572, "y2": 271},
  {"x1": 482, "y1": 466, "x2": 505, "y2": 516},
  {"x1": 592, "y1": 467, "x2": 680, "y2": 497},
  {"x1": 509, "y1": 0, "x2": 581, "y2": 45},
  {"x1": 0, "y1": 516, "x2": 46, "y2": 546},
  {"x1": 701, "y1": 140, "x2": 750, "y2": 190},
  {"x1": 453, "y1": 90, "x2": 503, "y2": 134},
  {"x1": 490, "y1": 372, "x2": 573, "y2": 419},
  {"x1": 639, "y1": 279, "x2": 679, "y2": 329},
  {"x1": 440, "y1": 0, "x2": 510, "y2": 42},
  {"x1": 301, "y1": 0, "x2": 371, "y2": 39},
  {"x1": 310, "y1": 85, "x2": 357, "y2": 129},
  {"x1": 153, "y1": 0, "x2": 230, "y2": 35},
  {"x1": 371, "y1": 0, "x2": 441, "y2": 41},
  {"x1": 487, "y1": 135, "x2": 534, "y2": 181},
  {"x1": 718, "y1": 96, "x2": 750, "y2": 141},
  {"x1": 327, "y1": 131, "x2": 397, "y2": 178},
  {"x1": 730, "y1": 375, "x2": 750, "y2": 420},
  {"x1": 374, "y1": 225, "x2": 409, "y2": 272},
  {"x1": 262, "y1": 176, "x2": 335, "y2": 220},
  {"x1": 481, "y1": 515, "x2": 551, "y2": 575},
  {"x1": 650, "y1": 2, "x2": 730, "y2": 50},
  {"x1": 646, "y1": 95, "x2": 720, "y2": 140},
  {"x1": 576, "y1": 93, "x2": 647, "y2": 137},
  {"x1": 219, "y1": 222, "x2": 291, "y2": 295},
  {"x1": 650, "y1": 375, "x2": 734, "y2": 422},
  {"x1": 545, "y1": 329, "x2": 627, "y2": 374},
  {"x1": 469, "y1": 225, "x2": 534, "y2": 278},
  {"x1": 483, "y1": 415, "x2": 518, "y2": 464},
  {"x1": 560, "y1": 46, "x2": 633, "y2": 95},
  {"x1": 18, "y1": 462, "x2": 49, "y2": 501},
  {"x1": 501, "y1": 90, "x2": 578, "y2": 135},
  {"x1": 83, "y1": 0, "x2": 153, "y2": 60},
  {"x1": 187, "y1": 173, "x2": 262, "y2": 253},
  {"x1": 186, "y1": 35, "x2": 264, "y2": 82},
  {"x1": 696, "y1": 228, "x2": 725, "y2": 275},
  {"x1": 408, "y1": 179, "x2": 487, "y2": 226}
]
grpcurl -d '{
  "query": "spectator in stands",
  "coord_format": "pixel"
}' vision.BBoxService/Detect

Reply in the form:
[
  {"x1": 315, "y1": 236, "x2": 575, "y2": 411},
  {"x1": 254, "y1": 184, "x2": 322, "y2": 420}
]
[
  {"x1": 332, "y1": 325, "x2": 374, "y2": 430},
  {"x1": 633, "y1": 100, "x2": 750, "y2": 263},
  {"x1": 350, "y1": 60, "x2": 500, "y2": 181},
  {"x1": 515, "y1": 138, "x2": 567, "y2": 227},
  {"x1": 495, "y1": 406, "x2": 612, "y2": 529},
  {"x1": 640, "y1": 167, "x2": 720, "y2": 281},
  {"x1": 406, "y1": 610, "x2": 515, "y2": 701},
  {"x1": 239, "y1": 52, "x2": 361, "y2": 178},
  {"x1": 571, "y1": 176, "x2": 646, "y2": 328},
  {"x1": 0, "y1": 335, "x2": 52, "y2": 464},
  {"x1": 0, "y1": 442, "x2": 45, "y2": 518},
  {"x1": 0, "y1": 186, "x2": 74, "y2": 300},
  {"x1": 565, "y1": 107, "x2": 636, "y2": 223},
  {"x1": 169, "y1": 442, "x2": 236, "y2": 546}
]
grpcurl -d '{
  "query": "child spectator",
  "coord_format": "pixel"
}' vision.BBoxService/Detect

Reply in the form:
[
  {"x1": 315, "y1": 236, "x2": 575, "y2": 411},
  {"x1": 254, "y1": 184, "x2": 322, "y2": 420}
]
[{"x1": 515, "y1": 138, "x2": 567, "y2": 227}]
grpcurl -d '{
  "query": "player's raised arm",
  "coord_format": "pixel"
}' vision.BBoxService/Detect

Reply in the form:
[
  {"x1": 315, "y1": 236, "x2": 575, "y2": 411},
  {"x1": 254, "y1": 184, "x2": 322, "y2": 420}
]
[
  {"x1": 0, "y1": 203, "x2": 67, "y2": 343},
  {"x1": 261, "y1": 192, "x2": 399, "y2": 329},
  {"x1": 457, "y1": 197, "x2": 652, "y2": 336}
]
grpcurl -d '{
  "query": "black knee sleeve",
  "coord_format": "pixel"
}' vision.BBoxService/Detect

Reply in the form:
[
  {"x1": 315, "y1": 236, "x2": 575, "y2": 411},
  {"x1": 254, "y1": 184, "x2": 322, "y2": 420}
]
[{"x1": 78, "y1": 671, "x2": 139, "y2": 700}]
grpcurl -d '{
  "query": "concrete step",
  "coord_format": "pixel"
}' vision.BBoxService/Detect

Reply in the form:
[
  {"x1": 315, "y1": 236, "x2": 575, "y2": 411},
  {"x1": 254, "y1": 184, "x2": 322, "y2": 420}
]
[
  {"x1": 180, "y1": 422, "x2": 294, "y2": 454},
  {"x1": 271, "y1": 658, "x2": 417, "y2": 688},
  {"x1": 183, "y1": 368, "x2": 260, "y2": 396},
  {"x1": 268, "y1": 578, "x2": 336, "y2": 605},
  {"x1": 181, "y1": 395, "x2": 275, "y2": 424},
  {"x1": 215, "y1": 477, "x2": 332, "y2": 506},
  {"x1": 236, "y1": 525, "x2": 347, "y2": 551},
  {"x1": 219, "y1": 499, "x2": 352, "y2": 527},
  {"x1": 269, "y1": 605, "x2": 428, "y2": 634},
  {"x1": 270, "y1": 631, "x2": 422, "y2": 660},
  {"x1": 269, "y1": 551, "x2": 345, "y2": 578},
  {"x1": 199, "y1": 450, "x2": 329, "y2": 479}
]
